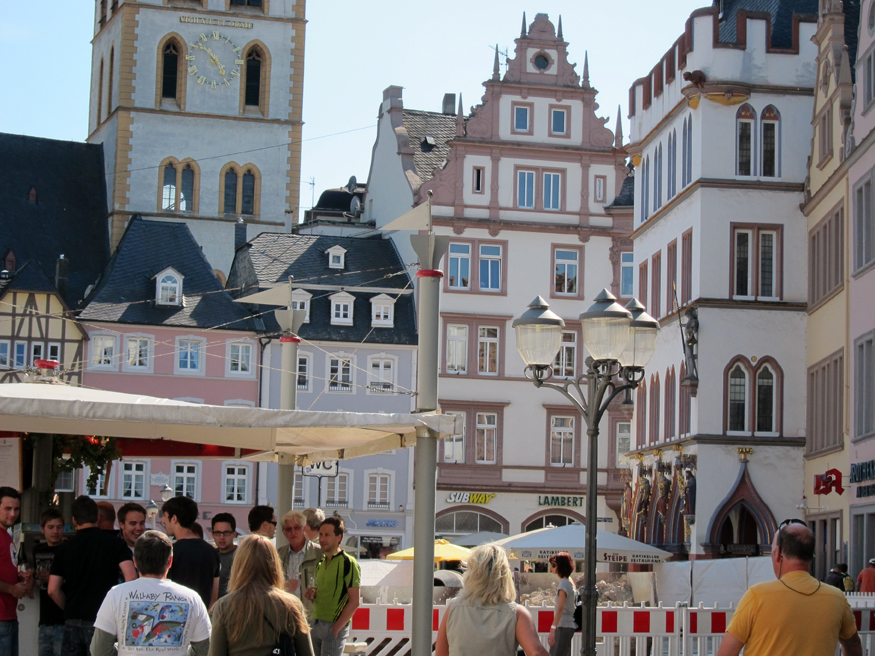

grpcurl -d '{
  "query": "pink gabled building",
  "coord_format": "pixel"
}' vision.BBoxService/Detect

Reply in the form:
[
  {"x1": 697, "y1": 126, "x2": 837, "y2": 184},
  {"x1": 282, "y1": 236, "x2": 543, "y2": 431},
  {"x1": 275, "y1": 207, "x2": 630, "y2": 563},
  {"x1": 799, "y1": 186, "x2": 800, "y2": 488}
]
[{"x1": 79, "y1": 217, "x2": 261, "y2": 532}]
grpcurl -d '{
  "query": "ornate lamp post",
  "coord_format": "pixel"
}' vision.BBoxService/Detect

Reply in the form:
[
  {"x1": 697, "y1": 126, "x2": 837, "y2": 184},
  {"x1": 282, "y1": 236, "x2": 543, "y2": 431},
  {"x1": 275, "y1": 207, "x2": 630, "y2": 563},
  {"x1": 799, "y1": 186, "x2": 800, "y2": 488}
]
[{"x1": 512, "y1": 289, "x2": 658, "y2": 656}]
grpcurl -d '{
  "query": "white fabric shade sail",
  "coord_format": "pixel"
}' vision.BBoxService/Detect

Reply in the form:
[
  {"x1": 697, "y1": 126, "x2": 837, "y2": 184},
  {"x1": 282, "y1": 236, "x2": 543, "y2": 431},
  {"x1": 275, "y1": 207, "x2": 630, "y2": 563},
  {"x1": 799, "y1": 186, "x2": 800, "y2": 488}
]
[
  {"x1": 494, "y1": 523, "x2": 671, "y2": 564},
  {"x1": 0, "y1": 383, "x2": 460, "y2": 463}
]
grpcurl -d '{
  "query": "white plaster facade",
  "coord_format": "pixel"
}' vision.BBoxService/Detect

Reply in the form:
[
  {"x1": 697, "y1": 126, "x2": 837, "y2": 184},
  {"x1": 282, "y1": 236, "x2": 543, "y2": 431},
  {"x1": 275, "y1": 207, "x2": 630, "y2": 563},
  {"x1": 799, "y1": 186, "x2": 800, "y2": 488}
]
[{"x1": 625, "y1": 6, "x2": 816, "y2": 557}]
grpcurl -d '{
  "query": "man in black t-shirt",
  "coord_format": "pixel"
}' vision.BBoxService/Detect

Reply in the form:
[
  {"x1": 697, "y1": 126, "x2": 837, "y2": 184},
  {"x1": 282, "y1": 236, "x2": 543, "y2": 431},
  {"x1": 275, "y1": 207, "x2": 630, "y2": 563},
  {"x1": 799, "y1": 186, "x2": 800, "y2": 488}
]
[
  {"x1": 162, "y1": 495, "x2": 219, "y2": 609},
  {"x1": 48, "y1": 495, "x2": 135, "y2": 656},
  {"x1": 28, "y1": 508, "x2": 65, "y2": 656}
]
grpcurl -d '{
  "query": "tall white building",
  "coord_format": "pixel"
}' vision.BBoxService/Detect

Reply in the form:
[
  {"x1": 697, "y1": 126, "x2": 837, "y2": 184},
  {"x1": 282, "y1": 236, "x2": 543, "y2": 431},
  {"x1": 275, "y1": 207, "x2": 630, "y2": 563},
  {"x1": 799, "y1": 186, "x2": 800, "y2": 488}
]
[
  {"x1": 362, "y1": 14, "x2": 634, "y2": 537},
  {"x1": 87, "y1": 0, "x2": 306, "y2": 275},
  {"x1": 624, "y1": 1, "x2": 816, "y2": 558}
]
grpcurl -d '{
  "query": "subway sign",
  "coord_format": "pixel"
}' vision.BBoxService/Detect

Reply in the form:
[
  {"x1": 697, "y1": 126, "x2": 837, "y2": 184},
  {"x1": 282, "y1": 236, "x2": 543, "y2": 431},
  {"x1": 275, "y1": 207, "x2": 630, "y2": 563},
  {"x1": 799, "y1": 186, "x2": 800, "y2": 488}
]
[{"x1": 445, "y1": 492, "x2": 495, "y2": 504}]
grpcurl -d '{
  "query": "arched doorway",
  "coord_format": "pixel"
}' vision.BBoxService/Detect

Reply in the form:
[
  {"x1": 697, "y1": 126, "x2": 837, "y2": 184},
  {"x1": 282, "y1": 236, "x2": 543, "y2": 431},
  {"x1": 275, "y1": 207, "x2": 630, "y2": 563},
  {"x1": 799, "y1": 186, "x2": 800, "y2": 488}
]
[
  {"x1": 706, "y1": 463, "x2": 777, "y2": 558},
  {"x1": 715, "y1": 504, "x2": 762, "y2": 556}
]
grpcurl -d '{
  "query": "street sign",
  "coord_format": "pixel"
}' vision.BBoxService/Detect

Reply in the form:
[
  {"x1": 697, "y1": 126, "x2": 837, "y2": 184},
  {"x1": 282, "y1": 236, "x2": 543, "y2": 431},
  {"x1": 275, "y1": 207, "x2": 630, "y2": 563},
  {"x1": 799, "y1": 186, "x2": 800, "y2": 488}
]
[{"x1": 302, "y1": 461, "x2": 339, "y2": 477}]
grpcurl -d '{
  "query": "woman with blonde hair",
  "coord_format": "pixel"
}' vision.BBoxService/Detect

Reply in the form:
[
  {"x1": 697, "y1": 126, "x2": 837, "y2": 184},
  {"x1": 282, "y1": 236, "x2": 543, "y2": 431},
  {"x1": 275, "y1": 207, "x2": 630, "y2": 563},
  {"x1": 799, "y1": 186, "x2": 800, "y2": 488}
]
[
  {"x1": 436, "y1": 544, "x2": 549, "y2": 656},
  {"x1": 209, "y1": 535, "x2": 314, "y2": 656}
]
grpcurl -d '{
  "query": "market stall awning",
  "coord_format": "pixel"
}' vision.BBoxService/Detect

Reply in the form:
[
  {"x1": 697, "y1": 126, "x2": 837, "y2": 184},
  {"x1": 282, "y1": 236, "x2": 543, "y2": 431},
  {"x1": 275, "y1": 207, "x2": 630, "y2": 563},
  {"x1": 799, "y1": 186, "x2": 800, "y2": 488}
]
[
  {"x1": 494, "y1": 524, "x2": 671, "y2": 565},
  {"x1": 386, "y1": 539, "x2": 471, "y2": 562},
  {"x1": 0, "y1": 383, "x2": 460, "y2": 463}
]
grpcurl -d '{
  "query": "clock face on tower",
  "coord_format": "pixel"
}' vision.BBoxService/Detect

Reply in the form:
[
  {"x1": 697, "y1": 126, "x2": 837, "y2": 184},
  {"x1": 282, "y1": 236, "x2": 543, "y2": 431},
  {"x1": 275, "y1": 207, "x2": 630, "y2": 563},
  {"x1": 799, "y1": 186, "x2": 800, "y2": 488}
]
[{"x1": 185, "y1": 31, "x2": 244, "y2": 90}]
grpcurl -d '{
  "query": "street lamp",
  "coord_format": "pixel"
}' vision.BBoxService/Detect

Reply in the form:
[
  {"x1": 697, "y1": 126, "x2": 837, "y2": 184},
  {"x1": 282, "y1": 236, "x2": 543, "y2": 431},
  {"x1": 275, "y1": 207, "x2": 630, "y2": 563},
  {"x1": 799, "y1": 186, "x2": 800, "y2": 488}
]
[
  {"x1": 145, "y1": 500, "x2": 159, "y2": 530},
  {"x1": 160, "y1": 484, "x2": 174, "y2": 502},
  {"x1": 513, "y1": 289, "x2": 658, "y2": 656}
]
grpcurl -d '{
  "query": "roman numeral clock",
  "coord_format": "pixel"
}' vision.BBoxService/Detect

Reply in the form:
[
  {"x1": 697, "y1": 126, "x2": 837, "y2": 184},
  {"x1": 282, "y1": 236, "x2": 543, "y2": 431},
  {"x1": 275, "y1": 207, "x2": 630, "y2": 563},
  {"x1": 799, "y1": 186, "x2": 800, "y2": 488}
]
[{"x1": 185, "y1": 32, "x2": 245, "y2": 89}]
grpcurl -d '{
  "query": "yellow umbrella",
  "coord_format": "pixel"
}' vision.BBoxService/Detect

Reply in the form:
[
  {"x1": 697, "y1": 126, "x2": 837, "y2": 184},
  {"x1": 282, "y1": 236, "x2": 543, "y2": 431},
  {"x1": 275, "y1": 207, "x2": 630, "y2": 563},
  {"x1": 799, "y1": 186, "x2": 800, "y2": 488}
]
[{"x1": 386, "y1": 539, "x2": 471, "y2": 562}]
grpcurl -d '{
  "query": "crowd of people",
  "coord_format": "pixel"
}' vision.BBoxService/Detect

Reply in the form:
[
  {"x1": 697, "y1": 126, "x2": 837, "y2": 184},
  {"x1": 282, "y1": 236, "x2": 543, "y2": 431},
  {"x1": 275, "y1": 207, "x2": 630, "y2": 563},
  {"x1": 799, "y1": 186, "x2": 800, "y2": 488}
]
[{"x1": 0, "y1": 486, "x2": 361, "y2": 656}]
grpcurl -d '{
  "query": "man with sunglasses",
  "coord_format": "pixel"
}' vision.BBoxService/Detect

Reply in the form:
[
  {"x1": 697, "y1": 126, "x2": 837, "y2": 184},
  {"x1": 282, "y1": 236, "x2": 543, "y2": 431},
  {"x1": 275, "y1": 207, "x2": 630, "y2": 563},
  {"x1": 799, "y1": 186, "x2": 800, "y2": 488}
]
[
  {"x1": 717, "y1": 519, "x2": 861, "y2": 656},
  {"x1": 248, "y1": 505, "x2": 277, "y2": 539}
]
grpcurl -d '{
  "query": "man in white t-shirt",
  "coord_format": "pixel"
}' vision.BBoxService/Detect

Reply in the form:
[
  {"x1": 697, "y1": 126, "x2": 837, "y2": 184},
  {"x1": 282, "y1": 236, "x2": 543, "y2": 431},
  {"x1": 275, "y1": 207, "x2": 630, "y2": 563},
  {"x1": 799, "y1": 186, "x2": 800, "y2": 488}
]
[{"x1": 90, "y1": 530, "x2": 211, "y2": 656}]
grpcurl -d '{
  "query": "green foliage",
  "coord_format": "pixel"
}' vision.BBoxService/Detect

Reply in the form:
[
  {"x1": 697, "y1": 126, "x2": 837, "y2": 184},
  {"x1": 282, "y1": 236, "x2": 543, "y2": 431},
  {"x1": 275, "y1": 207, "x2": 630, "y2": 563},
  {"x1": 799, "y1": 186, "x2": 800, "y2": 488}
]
[{"x1": 33, "y1": 434, "x2": 121, "y2": 493}]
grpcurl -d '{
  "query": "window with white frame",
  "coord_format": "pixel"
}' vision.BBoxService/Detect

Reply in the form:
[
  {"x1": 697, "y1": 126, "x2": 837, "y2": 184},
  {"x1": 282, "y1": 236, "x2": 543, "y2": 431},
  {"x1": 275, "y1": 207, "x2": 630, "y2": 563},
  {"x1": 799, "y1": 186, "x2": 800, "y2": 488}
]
[
  {"x1": 513, "y1": 105, "x2": 530, "y2": 132},
  {"x1": 55, "y1": 466, "x2": 74, "y2": 492},
  {"x1": 91, "y1": 335, "x2": 116, "y2": 367},
  {"x1": 443, "y1": 411, "x2": 465, "y2": 463},
  {"x1": 177, "y1": 338, "x2": 203, "y2": 372},
  {"x1": 479, "y1": 245, "x2": 501, "y2": 292},
  {"x1": 733, "y1": 227, "x2": 779, "y2": 299},
  {"x1": 856, "y1": 331, "x2": 875, "y2": 438},
  {"x1": 621, "y1": 252, "x2": 634, "y2": 297},
  {"x1": 551, "y1": 108, "x2": 567, "y2": 135},
  {"x1": 0, "y1": 341, "x2": 8, "y2": 368},
  {"x1": 728, "y1": 364, "x2": 748, "y2": 433},
  {"x1": 126, "y1": 336, "x2": 150, "y2": 369},
  {"x1": 544, "y1": 172, "x2": 561, "y2": 210},
  {"x1": 855, "y1": 171, "x2": 875, "y2": 272},
  {"x1": 297, "y1": 354, "x2": 310, "y2": 390},
  {"x1": 616, "y1": 422, "x2": 632, "y2": 467},
  {"x1": 223, "y1": 463, "x2": 249, "y2": 504},
  {"x1": 446, "y1": 325, "x2": 468, "y2": 373},
  {"x1": 550, "y1": 416, "x2": 574, "y2": 466},
  {"x1": 370, "y1": 294, "x2": 395, "y2": 327},
  {"x1": 448, "y1": 243, "x2": 471, "y2": 289},
  {"x1": 30, "y1": 342, "x2": 44, "y2": 366},
  {"x1": 737, "y1": 105, "x2": 755, "y2": 176},
  {"x1": 173, "y1": 462, "x2": 199, "y2": 499},
  {"x1": 553, "y1": 331, "x2": 576, "y2": 378},
  {"x1": 291, "y1": 289, "x2": 312, "y2": 323},
  {"x1": 819, "y1": 104, "x2": 834, "y2": 165},
  {"x1": 13, "y1": 342, "x2": 26, "y2": 369},
  {"x1": 326, "y1": 245, "x2": 347, "y2": 269},
  {"x1": 475, "y1": 413, "x2": 497, "y2": 464},
  {"x1": 554, "y1": 249, "x2": 578, "y2": 295},
  {"x1": 369, "y1": 357, "x2": 394, "y2": 393},
  {"x1": 328, "y1": 356, "x2": 352, "y2": 392},
  {"x1": 121, "y1": 461, "x2": 147, "y2": 500},
  {"x1": 517, "y1": 170, "x2": 535, "y2": 209},
  {"x1": 228, "y1": 341, "x2": 252, "y2": 374},
  {"x1": 473, "y1": 166, "x2": 485, "y2": 193},
  {"x1": 478, "y1": 326, "x2": 499, "y2": 375},
  {"x1": 330, "y1": 292, "x2": 354, "y2": 326},
  {"x1": 293, "y1": 473, "x2": 305, "y2": 507},
  {"x1": 85, "y1": 465, "x2": 111, "y2": 498},
  {"x1": 326, "y1": 473, "x2": 348, "y2": 507},
  {"x1": 595, "y1": 175, "x2": 607, "y2": 203},
  {"x1": 48, "y1": 343, "x2": 60, "y2": 363},
  {"x1": 367, "y1": 473, "x2": 390, "y2": 508},
  {"x1": 156, "y1": 268, "x2": 182, "y2": 306}
]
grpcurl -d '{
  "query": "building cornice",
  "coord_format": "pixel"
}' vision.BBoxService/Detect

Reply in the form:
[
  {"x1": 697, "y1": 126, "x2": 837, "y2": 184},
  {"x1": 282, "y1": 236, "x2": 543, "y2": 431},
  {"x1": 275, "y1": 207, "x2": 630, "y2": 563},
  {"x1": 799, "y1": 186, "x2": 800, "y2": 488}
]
[
  {"x1": 628, "y1": 433, "x2": 806, "y2": 457},
  {"x1": 434, "y1": 216, "x2": 626, "y2": 240}
]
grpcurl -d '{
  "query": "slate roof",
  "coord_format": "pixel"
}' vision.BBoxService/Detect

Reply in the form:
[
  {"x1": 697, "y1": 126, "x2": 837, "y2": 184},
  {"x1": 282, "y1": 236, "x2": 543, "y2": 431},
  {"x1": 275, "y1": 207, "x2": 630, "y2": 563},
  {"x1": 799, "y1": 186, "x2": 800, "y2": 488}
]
[
  {"x1": 0, "y1": 132, "x2": 110, "y2": 308},
  {"x1": 79, "y1": 217, "x2": 256, "y2": 331},
  {"x1": 228, "y1": 233, "x2": 416, "y2": 345},
  {"x1": 716, "y1": 0, "x2": 818, "y2": 49},
  {"x1": 607, "y1": 169, "x2": 635, "y2": 209},
  {"x1": 1, "y1": 260, "x2": 59, "y2": 296},
  {"x1": 402, "y1": 109, "x2": 459, "y2": 182}
]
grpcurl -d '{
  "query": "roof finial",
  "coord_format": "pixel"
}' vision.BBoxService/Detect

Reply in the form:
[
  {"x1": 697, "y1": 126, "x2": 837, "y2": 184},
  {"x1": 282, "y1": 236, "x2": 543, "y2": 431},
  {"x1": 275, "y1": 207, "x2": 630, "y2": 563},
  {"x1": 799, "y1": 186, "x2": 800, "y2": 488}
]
[
  {"x1": 456, "y1": 94, "x2": 465, "y2": 136},
  {"x1": 614, "y1": 106, "x2": 624, "y2": 148},
  {"x1": 493, "y1": 44, "x2": 500, "y2": 81},
  {"x1": 521, "y1": 12, "x2": 527, "y2": 37},
  {"x1": 582, "y1": 51, "x2": 590, "y2": 88},
  {"x1": 558, "y1": 15, "x2": 563, "y2": 40}
]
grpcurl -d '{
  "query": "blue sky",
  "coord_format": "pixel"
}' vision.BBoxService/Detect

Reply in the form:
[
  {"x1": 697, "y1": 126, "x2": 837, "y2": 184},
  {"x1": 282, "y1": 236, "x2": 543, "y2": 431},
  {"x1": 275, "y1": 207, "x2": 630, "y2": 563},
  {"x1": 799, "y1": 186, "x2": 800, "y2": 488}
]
[{"x1": 0, "y1": 1, "x2": 707, "y2": 218}]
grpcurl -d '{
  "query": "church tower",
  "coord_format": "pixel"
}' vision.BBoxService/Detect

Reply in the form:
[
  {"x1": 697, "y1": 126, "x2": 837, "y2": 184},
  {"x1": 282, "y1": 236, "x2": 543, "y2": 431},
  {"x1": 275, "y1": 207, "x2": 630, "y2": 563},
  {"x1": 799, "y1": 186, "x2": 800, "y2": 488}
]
[{"x1": 87, "y1": 0, "x2": 306, "y2": 276}]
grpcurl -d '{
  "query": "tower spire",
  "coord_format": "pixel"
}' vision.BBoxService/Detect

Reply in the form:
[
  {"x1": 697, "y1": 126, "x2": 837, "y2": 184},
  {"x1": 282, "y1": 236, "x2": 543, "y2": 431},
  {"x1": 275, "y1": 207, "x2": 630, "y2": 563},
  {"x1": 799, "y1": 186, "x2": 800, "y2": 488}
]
[
  {"x1": 493, "y1": 44, "x2": 500, "y2": 81},
  {"x1": 582, "y1": 51, "x2": 590, "y2": 88},
  {"x1": 558, "y1": 15, "x2": 563, "y2": 40},
  {"x1": 614, "y1": 106, "x2": 624, "y2": 148},
  {"x1": 456, "y1": 94, "x2": 465, "y2": 136},
  {"x1": 521, "y1": 12, "x2": 527, "y2": 37}
]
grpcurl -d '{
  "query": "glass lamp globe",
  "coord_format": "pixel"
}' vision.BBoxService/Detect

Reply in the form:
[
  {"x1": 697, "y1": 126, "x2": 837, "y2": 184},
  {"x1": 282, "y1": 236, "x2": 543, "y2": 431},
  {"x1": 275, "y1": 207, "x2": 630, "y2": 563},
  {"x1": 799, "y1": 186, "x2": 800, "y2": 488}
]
[
  {"x1": 619, "y1": 299, "x2": 660, "y2": 368},
  {"x1": 512, "y1": 296, "x2": 565, "y2": 367},
  {"x1": 579, "y1": 289, "x2": 632, "y2": 362}
]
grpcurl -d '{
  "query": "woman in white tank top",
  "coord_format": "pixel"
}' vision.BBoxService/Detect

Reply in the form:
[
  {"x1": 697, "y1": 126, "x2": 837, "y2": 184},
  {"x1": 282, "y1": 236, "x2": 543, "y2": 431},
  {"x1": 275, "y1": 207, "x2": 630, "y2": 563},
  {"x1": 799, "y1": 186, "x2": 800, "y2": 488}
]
[{"x1": 436, "y1": 544, "x2": 549, "y2": 656}]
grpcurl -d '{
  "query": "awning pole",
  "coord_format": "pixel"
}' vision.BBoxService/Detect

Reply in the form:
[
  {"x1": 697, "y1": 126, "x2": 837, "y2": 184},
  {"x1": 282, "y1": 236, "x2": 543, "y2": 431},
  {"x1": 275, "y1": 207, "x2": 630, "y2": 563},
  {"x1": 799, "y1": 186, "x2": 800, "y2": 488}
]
[{"x1": 276, "y1": 334, "x2": 300, "y2": 548}]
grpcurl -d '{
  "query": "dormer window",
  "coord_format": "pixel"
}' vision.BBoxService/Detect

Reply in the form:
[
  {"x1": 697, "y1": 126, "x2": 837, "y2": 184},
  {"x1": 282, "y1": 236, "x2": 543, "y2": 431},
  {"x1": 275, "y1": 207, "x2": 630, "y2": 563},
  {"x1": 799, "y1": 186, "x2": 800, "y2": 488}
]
[
  {"x1": 154, "y1": 267, "x2": 183, "y2": 306},
  {"x1": 330, "y1": 291, "x2": 355, "y2": 326},
  {"x1": 370, "y1": 294, "x2": 396, "y2": 327},
  {"x1": 326, "y1": 245, "x2": 347, "y2": 270},
  {"x1": 291, "y1": 289, "x2": 312, "y2": 323}
]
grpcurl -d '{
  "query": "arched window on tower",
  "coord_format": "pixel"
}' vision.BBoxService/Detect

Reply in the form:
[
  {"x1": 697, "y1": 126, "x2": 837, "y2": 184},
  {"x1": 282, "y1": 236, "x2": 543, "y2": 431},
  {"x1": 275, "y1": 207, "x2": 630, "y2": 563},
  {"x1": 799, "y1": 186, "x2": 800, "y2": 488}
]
[
  {"x1": 159, "y1": 159, "x2": 199, "y2": 214},
  {"x1": 242, "y1": 169, "x2": 256, "y2": 215},
  {"x1": 107, "y1": 47, "x2": 114, "y2": 119},
  {"x1": 180, "y1": 165, "x2": 195, "y2": 212},
  {"x1": 655, "y1": 143, "x2": 663, "y2": 211},
  {"x1": 665, "y1": 367, "x2": 676, "y2": 441},
  {"x1": 162, "y1": 41, "x2": 180, "y2": 101},
  {"x1": 761, "y1": 106, "x2": 780, "y2": 178},
  {"x1": 245, "y1": 49, "x2": 262, "y2": 107},
  {"x1": 755, "y1": 365, "x2": 776, "y2": 433},
  {"x1": 728, "y1": 362, "x2": 749, "y2": 433},
  {"x1": 642, "y1": 155, "x2": 650, "y2": 222},
  {"x1": 636, "y1": 381, "x2": 647, "y2": 449},
  {"x1": 737, "y1": 105, "x2": 756, "y2": 176},
  {"x1": 223, "y1": 168, "x2": 238, "y2": 215},
  {"x1": 162, "y1": 163, "x2": 177, "y2": 210},
  {"x1": 97, "y1": 57, "x2": 104, "y2": 127},
  {"x1": 650, "y1": 375, "x2": 661, "y2": 444}
]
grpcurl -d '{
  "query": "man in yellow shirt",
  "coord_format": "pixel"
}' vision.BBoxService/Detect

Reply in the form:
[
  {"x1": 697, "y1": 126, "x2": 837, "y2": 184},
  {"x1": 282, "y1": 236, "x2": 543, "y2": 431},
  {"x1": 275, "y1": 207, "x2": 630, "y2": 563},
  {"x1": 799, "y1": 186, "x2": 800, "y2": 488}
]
[{"x1": 717, "y1": 520, "x2": 861, "y2": 656}]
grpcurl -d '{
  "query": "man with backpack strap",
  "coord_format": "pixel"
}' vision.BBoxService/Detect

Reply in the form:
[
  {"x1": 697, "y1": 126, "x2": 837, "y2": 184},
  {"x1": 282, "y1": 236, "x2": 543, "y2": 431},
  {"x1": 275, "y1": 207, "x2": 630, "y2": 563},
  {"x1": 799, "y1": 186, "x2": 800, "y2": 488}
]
[{"x1": 304, "y1": 517, "x2": 360, "y2": 656}]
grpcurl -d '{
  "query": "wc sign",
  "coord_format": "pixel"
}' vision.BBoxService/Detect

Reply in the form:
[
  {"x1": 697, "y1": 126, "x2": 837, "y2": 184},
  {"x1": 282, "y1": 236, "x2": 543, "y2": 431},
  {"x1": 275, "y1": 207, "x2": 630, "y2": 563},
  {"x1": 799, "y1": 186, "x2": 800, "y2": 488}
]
[{"x1": 302, "y1": 461, "x2": 339, "y2": 477}]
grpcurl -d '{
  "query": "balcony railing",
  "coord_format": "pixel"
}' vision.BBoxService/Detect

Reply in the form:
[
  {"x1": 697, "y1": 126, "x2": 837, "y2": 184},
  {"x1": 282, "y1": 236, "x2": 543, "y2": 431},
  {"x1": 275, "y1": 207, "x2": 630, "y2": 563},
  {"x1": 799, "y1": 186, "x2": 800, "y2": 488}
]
[
  {"x1": 325, "y1": 500, "x2": 348, "y2": 508},
  {"x1": 328, "y1": 382, "x2": 351, "y2": 392},
  {"x1": 367, "y1": 502, "x2": 390, "y2": 510},
  {"x1": 293, "y1": 497, "x2": 305, "y2": 508}
]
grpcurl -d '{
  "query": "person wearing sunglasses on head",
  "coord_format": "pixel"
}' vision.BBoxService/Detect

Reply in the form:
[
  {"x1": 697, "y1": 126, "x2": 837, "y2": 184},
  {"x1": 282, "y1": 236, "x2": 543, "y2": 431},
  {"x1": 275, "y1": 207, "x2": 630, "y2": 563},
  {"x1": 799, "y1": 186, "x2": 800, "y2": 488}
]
[{"x1": 717, "y1": 519, "x2": 862, "y2": 656}]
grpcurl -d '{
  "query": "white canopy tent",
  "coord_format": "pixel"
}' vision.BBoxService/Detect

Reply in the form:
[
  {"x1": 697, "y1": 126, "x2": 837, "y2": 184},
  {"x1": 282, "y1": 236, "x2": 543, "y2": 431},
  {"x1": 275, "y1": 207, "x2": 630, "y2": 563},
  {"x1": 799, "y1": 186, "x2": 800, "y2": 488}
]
[
  {"x1": 0, "y1": 382, "x2": 460, "y2": 463},
  {"x1": 494, "y1": 524, "x2": 672, "y2": 565}
]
